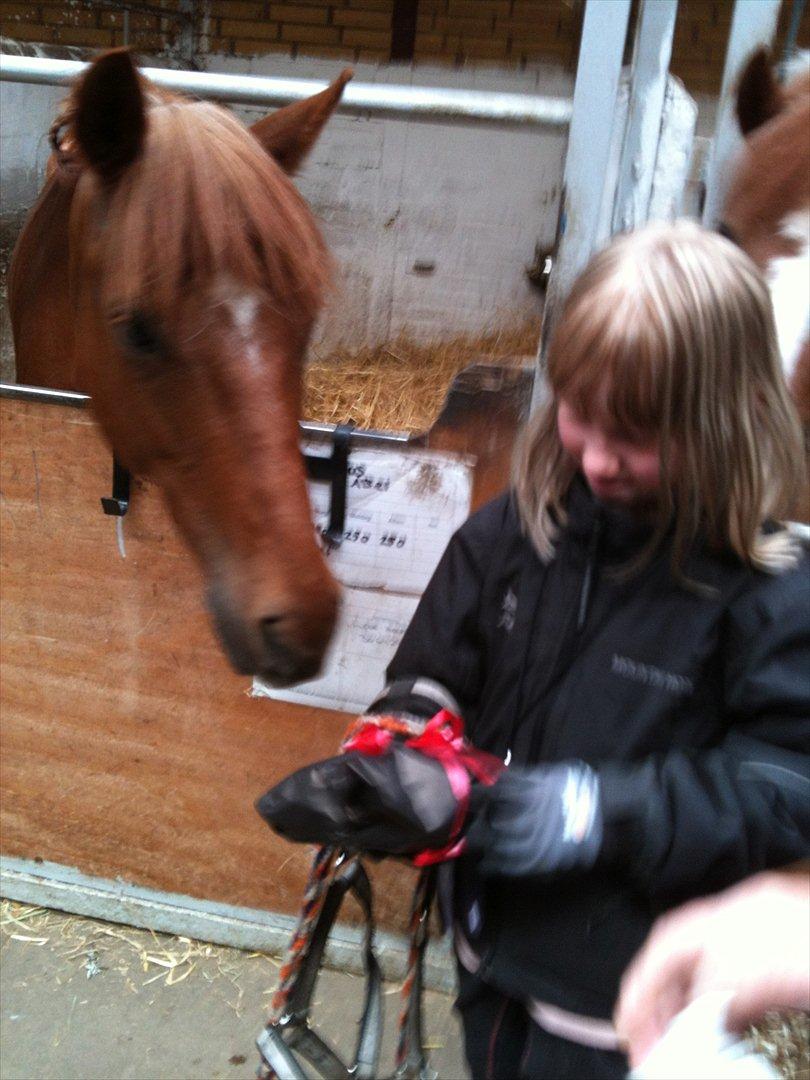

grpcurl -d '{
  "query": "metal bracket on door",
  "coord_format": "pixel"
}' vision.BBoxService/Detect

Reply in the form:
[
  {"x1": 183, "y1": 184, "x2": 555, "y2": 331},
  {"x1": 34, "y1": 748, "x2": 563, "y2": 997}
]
[
  {"x1": 100, "y1": 456, "x2": 130, "y2": 517},
  {"x1": 303, "y1": 422, "x2": 355, "y2": 546}
]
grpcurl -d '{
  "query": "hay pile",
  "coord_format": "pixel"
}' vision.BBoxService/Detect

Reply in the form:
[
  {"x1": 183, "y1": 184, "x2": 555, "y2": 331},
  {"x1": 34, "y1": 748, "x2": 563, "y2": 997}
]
[
  {"x1": 752, "y1": 1015, "x2": 810, "y2": 1080},
  {"x1": 303, "y1": 322, "x2": 540, "y2": 433},
  {"x1": 0, "y1": 899, "x2": 274, "y2": 1011}
]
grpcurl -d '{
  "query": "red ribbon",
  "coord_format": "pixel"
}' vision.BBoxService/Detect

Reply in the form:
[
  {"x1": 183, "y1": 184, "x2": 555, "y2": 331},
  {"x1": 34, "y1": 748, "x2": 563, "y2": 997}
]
[
  {"x1": 342, "y1": 724, "x2": 394, "y2": 756},
  {"x1": 343, "y1": 709, "x2": 503, "y2": 867}
]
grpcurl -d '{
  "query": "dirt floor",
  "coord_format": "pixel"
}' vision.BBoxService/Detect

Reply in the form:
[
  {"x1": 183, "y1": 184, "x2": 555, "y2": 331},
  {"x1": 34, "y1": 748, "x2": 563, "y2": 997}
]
[{"x1": 0, "y1": 901, "x2": 469, "y2": 1080}]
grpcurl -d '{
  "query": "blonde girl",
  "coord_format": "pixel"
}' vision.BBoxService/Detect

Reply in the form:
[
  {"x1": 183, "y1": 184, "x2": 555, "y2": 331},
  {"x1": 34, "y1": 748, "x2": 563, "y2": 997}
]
[{"x1": 366, "y1": 220, "x2": 810, "y2": 1078}]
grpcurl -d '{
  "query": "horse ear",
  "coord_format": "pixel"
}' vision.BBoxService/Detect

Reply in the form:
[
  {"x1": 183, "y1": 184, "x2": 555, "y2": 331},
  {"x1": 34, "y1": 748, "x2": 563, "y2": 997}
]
[
  {"x1": 250, "y1": 69, "x2": 352, "y2": 174},
  {"x1": 736, "y1": 48, "x2": 784, "y2": 136},
  {"x1": 74, "y1": 48, "x2": 146, "y2": 180}
]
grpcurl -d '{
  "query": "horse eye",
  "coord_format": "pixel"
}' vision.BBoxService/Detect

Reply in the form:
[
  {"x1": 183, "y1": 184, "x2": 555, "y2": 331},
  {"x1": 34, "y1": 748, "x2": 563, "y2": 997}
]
[{"x1": 115, "y1": 311, "x2": 163, "y2": 359}]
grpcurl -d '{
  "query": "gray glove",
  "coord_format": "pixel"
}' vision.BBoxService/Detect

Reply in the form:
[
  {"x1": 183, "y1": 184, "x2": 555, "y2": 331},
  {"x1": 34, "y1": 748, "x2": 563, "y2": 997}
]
[{"x1": 464, "y1": 762, "x2": 603, "y2": 878}]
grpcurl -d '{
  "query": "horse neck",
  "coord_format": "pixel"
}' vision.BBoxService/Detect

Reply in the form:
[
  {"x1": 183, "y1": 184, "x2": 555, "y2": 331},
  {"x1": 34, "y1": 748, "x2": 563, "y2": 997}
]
[{"x1": 10, "y1": 169, "x2": 80, "y2": 392}]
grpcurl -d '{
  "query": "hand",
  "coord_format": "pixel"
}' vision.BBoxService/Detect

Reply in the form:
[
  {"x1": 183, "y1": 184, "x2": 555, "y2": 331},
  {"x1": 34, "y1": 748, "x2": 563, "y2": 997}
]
[
  {"x1": 256, "y1": 744, "x2": 457, "y2": 856},
  {"x1": 615, "y1": 869, "x2": 810, "y2": 1069},
  {"x1": 464, "y1": 762, "x2": 602, "y2": 878}
]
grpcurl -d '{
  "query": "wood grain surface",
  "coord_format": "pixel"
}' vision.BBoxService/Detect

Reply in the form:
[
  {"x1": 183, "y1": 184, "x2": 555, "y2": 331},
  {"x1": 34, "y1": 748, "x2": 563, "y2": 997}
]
[{"x1": 0, "y1": 366, "x2": 532, "y2": 926}]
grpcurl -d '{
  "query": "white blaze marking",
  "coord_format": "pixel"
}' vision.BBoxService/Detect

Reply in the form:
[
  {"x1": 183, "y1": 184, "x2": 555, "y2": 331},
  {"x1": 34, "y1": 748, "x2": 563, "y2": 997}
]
[
  {"x1": 767, "y1": 210, "x2": 810, "y2": 381},
  {"x1": 228, "y1": 292, "x2": 260, "y2": 337},
  {"x1": 212, "y1": 275, "x2": 265, "y2": 376}
]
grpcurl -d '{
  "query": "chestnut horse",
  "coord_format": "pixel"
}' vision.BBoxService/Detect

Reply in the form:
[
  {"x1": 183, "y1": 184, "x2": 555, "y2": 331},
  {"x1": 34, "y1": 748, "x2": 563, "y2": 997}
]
[
  {"x1": 723, "y1": 47, "x2": 810, "y2": 424},
  {"x1": 9, "y1": 50, "x2": 351, "y2": 685}
]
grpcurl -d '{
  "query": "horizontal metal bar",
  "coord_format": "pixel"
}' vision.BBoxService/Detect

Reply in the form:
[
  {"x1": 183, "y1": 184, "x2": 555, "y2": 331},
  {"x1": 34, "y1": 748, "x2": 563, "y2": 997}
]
[
  {"x1": 0, "y1": 382, "x2": 411, "y2": 445},
  {"x1": 0, "y1": 53, "x2": 573, "y2": 128},
  {"x1": 301, "y1": 419, "x2": 410, "y2": 445},
  {"x1": 0, "y1": 855, "x2": 456, "y2": 992},
  {"x1": 0, "y1": 381, "x2": 90, "y2": 407}
]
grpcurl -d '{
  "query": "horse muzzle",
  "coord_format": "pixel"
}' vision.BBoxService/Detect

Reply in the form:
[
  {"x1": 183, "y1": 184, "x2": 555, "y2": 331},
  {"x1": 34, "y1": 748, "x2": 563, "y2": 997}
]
[{"x1": 207, "y1": 584, "x2": 339, "y2": 686}]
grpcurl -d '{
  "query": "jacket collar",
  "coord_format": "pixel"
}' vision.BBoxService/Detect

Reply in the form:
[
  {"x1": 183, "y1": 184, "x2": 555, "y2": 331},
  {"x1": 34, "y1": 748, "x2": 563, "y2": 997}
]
[{"x1": 563, "y1": 474, "x2": 658, "y2": 563}]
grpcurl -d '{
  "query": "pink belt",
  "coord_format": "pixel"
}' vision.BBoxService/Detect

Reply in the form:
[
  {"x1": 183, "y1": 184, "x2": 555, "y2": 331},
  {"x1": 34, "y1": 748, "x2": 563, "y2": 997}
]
[{"x1": 455, "y1": 929, "x2": 623, "y2": 1053}]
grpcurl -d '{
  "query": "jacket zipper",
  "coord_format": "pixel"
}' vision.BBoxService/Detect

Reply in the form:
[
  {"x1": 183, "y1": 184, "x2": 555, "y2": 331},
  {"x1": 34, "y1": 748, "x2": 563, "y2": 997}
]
[
  {"x1": 477, "y1": 511, "x2": 605, "y2": 980},
  {"x1": 577, "y1": 512, "x2": 604, "y2": 631}
]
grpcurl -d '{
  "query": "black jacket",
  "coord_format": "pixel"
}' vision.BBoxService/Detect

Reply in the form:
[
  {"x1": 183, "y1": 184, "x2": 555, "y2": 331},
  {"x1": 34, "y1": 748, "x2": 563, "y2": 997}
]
[{"x1": 377, "y1": 480, "x2": 810, "y2": 1018}]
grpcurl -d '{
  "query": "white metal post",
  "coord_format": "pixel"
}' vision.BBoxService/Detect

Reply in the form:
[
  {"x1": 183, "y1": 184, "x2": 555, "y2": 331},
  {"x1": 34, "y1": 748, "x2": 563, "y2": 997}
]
[
  {"x1": 532, "y1": 0, "x2": 632, "y2": 407},
  {"x1": 612, "y1": 0, "x2": 678, "y2": 233},
  {"x1": 702, "y1": 0, "x2": 782, "y2": 228}
]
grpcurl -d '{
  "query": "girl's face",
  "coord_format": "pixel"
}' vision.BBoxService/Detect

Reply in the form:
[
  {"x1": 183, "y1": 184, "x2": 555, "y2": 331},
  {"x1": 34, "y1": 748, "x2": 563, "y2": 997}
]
[{"x1": 557, "y1": 398, "x2": 665, "y2": 510}]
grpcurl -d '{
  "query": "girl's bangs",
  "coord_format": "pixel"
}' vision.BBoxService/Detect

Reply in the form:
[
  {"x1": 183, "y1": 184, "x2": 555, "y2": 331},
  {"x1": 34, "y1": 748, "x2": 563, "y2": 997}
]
[
  {"x1": 548, "y1": 290, "x2": 672, "y2": 436},
  {"x1": 517, "y1": 220, "x2": 804, "y2": 575}
]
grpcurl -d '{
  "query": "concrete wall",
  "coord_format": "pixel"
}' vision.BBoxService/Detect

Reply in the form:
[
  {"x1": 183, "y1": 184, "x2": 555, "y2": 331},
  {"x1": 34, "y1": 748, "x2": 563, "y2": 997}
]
[
  {"x1": 216, "y1": 54, "x2": 571, "y2": 348},
  {"x1": 0, "y1": 43, "x2": 67, "y2": 220}
]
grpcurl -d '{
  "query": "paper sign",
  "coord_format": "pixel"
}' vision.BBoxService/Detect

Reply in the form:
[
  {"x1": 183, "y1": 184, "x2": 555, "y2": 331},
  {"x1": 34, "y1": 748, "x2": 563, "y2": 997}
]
[{"x1": 253, "y1": 443, "x2": 472, "y2": 713}]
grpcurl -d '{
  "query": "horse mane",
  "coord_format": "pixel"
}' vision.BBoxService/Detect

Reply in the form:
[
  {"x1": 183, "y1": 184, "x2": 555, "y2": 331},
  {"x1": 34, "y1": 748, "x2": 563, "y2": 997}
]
[{"x1": 55, "y1": 82, "x2": 331, "y2": 323}]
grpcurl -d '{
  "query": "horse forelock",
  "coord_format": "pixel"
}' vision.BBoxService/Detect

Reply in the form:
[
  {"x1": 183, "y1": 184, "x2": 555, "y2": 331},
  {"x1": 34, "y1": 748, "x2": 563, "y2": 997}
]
[{"x1": 68, "y1": 87, "x2": 331, "y2": 325}]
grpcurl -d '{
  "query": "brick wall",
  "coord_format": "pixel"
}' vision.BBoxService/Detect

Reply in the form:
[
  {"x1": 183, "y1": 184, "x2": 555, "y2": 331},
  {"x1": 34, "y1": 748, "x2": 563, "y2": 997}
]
[
  {"x1": 415, "y1": 0, "x2": 579, "y2": 68},
  {"x1": 1, "y1": 1, "x2": 809, "y2": 94},
  {"x1": 206, "y1": 0, "x2": 392, "y2": 64},
  {"x1": 669, "y1": 1, "x2": 810, "y2": 94},
  {"x1": 0, "y1": 1, "x2": 186, "y2": 55},
  {"x1": 412, "y1": 0, "x2": 810, "y2": 93}
]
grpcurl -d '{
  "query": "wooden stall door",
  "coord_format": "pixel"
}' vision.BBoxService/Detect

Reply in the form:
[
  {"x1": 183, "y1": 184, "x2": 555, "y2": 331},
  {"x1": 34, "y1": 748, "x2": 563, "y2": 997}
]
[{"x1": 0, "y1": 366, "x2": 533, "y2": 927}]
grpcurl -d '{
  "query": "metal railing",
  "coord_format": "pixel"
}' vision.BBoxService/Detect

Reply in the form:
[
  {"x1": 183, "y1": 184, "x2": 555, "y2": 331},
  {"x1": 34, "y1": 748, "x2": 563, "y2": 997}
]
[
  {"x1": 0, "y1": 382, "x2": 411, "y2": 444},
  {"x1": 0, "y1": 53, "x2": 573, "y2": 129}
]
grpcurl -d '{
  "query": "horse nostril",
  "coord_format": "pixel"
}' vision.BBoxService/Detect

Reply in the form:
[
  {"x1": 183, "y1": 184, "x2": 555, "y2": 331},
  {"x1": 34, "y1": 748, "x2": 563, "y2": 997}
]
[
  {"x1": 259, "y1": 615, "x2": 321, "y2": 686},
  {"x1": 260, "y1": 615, "x2": 285, "y2": 648}
]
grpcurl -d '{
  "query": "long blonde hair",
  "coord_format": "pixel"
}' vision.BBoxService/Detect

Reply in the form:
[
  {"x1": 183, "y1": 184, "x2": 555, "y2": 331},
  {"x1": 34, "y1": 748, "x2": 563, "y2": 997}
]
[{"x1": 514, "y1": 221, "x2": 805, "y2": 575}]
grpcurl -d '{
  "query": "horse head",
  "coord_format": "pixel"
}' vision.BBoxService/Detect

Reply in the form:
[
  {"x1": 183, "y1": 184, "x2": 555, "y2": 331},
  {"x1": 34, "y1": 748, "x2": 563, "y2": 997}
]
[
  {"x1": 60, "y1": 50, "x2": 349, "y2": 684},
  {"x1": 723, "y1": 48, "x2": 810, "y2": 422}
]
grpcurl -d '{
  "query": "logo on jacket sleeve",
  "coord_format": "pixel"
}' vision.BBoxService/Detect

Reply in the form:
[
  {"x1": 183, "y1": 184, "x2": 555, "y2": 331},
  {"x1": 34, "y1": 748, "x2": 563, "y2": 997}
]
[
  {"x1": 498, "y1": 588, "x2": 518, "y2": 632},
  {"x1": 611, "y1": 654, "x2": 694, "y2": 696}
]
